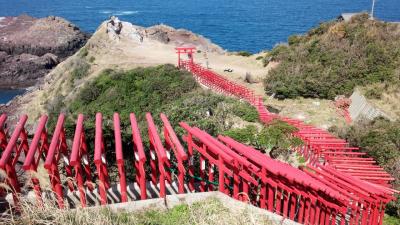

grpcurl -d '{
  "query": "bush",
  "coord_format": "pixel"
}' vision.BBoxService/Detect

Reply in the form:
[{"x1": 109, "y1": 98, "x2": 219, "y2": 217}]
[
  {"x1": 223, "y1": 125, "x2": 258, "y2": 144},
  {"x1": 223, "y1": 120, "x2": 303, "y2": 160},
  {"x1": 231, "y1": 102, "x2": 259, "y2": 122},
  {"x1": 288, "y1": 35, "x2": 303, "y2": 46},
  {"x1": 255, "y1": 56, "x2": 263, "y2": 60},
  {"x1": 78, "y1": 47, "x2": 89, "y2": 58},
  {"x1": 89, "y1": 56, "x2": 95, "y2": 63},
  {"x1": 268, "y1": 44, "x2": 289, "y2": 60},
  {"x1": 236, "y1": 51, "x2": 252, "y2": 57},
  {"x1": 70, "y1": 58, "x2": 90, "y2": 80},
  {"x1": 264, "y1": 14, "x2": 400, "y2": 99},
  {"x1": 384, "y1": 214, "x2": 400, "y2": 225}
]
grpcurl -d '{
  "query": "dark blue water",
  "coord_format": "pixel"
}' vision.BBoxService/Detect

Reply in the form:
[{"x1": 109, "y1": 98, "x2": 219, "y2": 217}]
[
  {"x1": 0, "y1": 89, "x2": 25, "y2": 104},
  {"x1": 1, "y1": 0, "x2": 399, "y2": 53}
]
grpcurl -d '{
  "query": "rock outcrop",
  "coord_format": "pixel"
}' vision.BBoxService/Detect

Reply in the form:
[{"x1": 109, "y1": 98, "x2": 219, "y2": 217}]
[
  {"x1": 145, "y1": 24, "x2": 224, "y2": 53},
  {"x1": 0, "y1": 15, "x2": 89, "y2": 88},
  {"x1": 102, "y1": 17, "x2": 224, "y2": 54}
]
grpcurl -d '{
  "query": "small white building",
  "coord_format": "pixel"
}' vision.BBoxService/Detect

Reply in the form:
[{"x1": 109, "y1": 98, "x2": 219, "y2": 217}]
[{"x1": 337, "y1": 13, "x2": 363, "y2": 22}]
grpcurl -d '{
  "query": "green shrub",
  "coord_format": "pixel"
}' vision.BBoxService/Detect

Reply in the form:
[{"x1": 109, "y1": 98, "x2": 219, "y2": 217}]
[
  {"x1": 222, "y1": 125, "x2": 258, "y2": 144},
  {"x1": 265, "y1": 14, "x2": 400, "y2": 99},
  {"x1": 70, "y1": 58, "x2": 90, "y2": 80},
  {"x1": 384, "y1": 214, "x2": 400, "y2": 225},
  {"x1": 89, "y1": 56, "x2": 95, "y2": 63},
  {"x1": 231, "y1": 102, "x2": 259, "y2": 122},
  {"x1": 307, "y1": 21, "x2": 334, "y2": 36},
  {"x1": 256, "y1": 56, "x2": 263, "y2": 60},
  {"x1": 78, "y1": 47, "x2": 89, "y2": 58},
  {"x1": 268, "y1": 44, "x2": 289, "y2": 60},
  {"x1": 223, "y1": 120, "x2": 303, "y2": 160},
  {"x1": 288, "y1": 35, "x2": 303, "y2": 46},
  {"x1": 236, "y1": 51, "x2": 252, "y2": 57}
]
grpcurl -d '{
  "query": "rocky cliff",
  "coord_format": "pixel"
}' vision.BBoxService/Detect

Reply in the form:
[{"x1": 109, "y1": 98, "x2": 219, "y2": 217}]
[{"x1": 0, "y1": 15, "x2": 88, "y2": 88}]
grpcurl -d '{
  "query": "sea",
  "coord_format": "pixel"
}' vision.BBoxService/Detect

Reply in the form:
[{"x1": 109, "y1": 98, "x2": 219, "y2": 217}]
[
  {"x1": 0, "y1": 89, "x2": 25, "y2": 105},
  {"x1": 0, "y1": 0, "x2": 399, "y2": 103}
]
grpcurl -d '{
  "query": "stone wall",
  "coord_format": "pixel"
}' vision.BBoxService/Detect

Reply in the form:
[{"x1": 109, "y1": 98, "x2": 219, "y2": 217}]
[{"x1": 349, "y1": 90, "x2": 392, "y2": 121}]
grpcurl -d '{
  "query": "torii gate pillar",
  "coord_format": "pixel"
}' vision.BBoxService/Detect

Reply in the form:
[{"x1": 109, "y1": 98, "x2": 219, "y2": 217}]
[{"x1": 175, "y1": 47, "x2": 196, "y2": 67}]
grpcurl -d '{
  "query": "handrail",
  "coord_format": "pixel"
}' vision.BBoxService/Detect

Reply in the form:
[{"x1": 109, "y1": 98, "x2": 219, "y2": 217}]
[
  {"x1": 130, "y1": 113, "x2": 146, "y2": 162},
  {"x1": 160, "y1": 113, "x2": 187, "y2": 193},
  {"x1": 94, "y1": 113, "x2": 110, "y2": 205},
  {"x1": 0, "y1": 114, "x2": 28, "y2": 206},
  {"x1": 146, "y1": 113, "x2": 168, "y2": 197},
  {"x1": 146, "y1": 113, "x2": 167, "y2": 161},
  {"x1": 70, "y1": 114, "x2": 84, "y2": 166},
  {"x1": 113, "y1": 113, "x2": 128, "y2": 202},
  {"x1": 0, "y1": 113, "x2": 6, "y2": 129},
  {"x1": 160, "y1": 113, "x2": 187, "y2": 160},
  {"x1": 44, "y1": 114, "x2": 65, "y2": 169},
  {"x1": 129, "y1": 113, "x2": 147, "y2": 200},
  {"x1": 23, "y1": 115, "x2": 48, "y2": 171},
  {"x1": 0, "y1": 115, "x2": 28, "y2": 168},
  {"x1": 94, "y1": 113, "x2": 104, "y2": 164}
]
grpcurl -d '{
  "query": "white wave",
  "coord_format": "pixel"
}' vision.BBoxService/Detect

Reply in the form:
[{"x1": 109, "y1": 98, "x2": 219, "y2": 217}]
[
  {"x1": 99, "y1": 10, "x2": 138, "y2": 16},
  {"x1": 0, "y1": 17, "x2": 5, "y2": 27},
  {"x1": 115, "y1": 11, "x2": 138, "y2": 16},
  {"x1": 99, "y1": 10, "x2": 113, "y2": 14}
]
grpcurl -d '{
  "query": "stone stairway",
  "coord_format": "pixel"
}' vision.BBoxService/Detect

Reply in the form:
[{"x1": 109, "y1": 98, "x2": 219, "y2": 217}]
[
  {"x1": 65, "y1": 181, "x2": 193, "y2": 207},
  {"x1": 2, "y1": 181, "x2": 194, "y2": 209}
]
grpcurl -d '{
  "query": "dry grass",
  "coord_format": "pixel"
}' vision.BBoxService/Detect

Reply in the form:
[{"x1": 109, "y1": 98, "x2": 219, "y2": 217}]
[
  {"x1": 1, "y1": 196, "x2": 274, "y2": 225},
  {"x1": 266, "y1": 97, "x2": 346, "y2": 129},
  {"x1": 359, "y1": 83, "x2": 400, "y2": 120}
]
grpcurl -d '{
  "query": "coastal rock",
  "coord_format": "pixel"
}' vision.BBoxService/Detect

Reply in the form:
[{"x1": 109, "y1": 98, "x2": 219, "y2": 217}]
[
  {"x1": 106, "y1": 17, "x2": 143, "y2": 43},
  {"x1": 0, "y1": 53, "x2": 59, "y2": 88},
  {"x1": 245, "y1": 72, "x2": 260, "y2": 84},
  {"x1": 0, "y1": 15, "x2": 89, "y2": 88},
  {"x1": 145, "y1": 24, "x2": 224, "y2": 53},
  {"x1": 102, "y1": 17, "x2": 223, "y2": 53},
  {"x1": 106, "y1": 16, "x2": 123, "y2": 41},
  {"x1": 145, "y1": 28, "x2": 170, "y2": 43},
  {"x1": 0, "y1": 15, "x2": 88, "y2": 58}
]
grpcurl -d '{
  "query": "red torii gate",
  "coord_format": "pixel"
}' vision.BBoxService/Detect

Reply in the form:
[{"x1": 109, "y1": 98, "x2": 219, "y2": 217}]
[{"x1": 176, "y1": 47, "x2": 195, "y2": 68}]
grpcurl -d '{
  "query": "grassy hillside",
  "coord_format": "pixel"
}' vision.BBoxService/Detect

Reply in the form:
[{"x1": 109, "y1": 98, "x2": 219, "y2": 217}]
[
  {"x1": 47, "y1": 64, "x2": 260, "y2": 136},
  {"x1": 264, "y1": 14, "x2": 400, "y2": 99}
]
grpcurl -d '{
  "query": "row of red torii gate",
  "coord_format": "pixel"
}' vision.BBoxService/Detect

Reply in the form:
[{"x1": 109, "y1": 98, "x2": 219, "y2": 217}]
[{"x1": 0, "y1": 47, "x2": 396, "y2": 225}]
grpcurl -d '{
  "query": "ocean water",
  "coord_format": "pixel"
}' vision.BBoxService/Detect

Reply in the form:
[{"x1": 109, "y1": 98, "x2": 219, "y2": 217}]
[
  {"x1": 0, "y1": 0, "x2": 399, "y2": 102},
  {"x1": 0, "y1": 89, "x2": 25, "y2": 104},
  {"x1": 0, "y1": 0, "x2": 399, "y2": 53}
]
